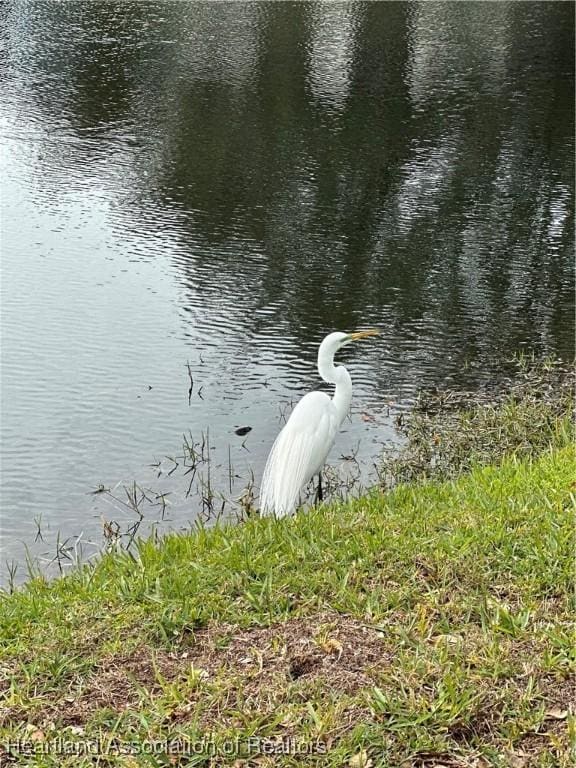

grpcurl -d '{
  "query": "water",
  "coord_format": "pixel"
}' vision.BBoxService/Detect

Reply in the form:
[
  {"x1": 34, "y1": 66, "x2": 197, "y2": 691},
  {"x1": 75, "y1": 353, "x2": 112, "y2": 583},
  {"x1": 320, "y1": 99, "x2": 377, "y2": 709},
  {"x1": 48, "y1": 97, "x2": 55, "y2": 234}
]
[{"x1": 1, "y1": 1, "x2": 573, "y2": 583}]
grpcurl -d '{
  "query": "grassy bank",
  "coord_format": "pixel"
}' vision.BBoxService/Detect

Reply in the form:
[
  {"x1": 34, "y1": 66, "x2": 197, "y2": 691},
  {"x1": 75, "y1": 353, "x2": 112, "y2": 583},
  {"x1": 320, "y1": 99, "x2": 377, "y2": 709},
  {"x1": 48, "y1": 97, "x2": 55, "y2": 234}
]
[
  {"x1": 0, "y1": 365, "x2": 574, "y2": 767},
  {"x1": 0, "y1": 446, "x2": 573, "y2": 766}
]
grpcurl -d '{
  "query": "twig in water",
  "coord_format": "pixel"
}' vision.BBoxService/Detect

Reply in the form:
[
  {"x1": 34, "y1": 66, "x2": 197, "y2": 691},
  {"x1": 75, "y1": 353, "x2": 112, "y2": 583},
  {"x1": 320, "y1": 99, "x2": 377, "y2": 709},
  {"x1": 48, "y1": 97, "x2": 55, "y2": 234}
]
[
  {"x1": 166, "y1": 456, "x2": 179, "y2": 477},
  {"x1": 186, "y1": 361, "x2": 194, "y2": 405},
  {"x1": 90, "y1": 484, "x2": 110, "y2": 494},
  {"x1": 151, "y1": 491, "x2": 171, "y2": 520},
  {"x1": 228, "y1": 444, "x2": 233, "y2": 495},
  {"x1": 33, "y1": 514, "x2": 45, "y2": 543}
]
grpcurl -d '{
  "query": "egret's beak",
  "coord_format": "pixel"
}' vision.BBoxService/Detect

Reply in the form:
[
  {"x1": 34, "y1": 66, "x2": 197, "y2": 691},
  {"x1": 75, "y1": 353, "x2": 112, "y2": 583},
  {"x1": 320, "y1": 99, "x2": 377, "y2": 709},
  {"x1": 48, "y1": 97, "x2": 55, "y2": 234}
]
[{"x1": 350, "y1": 329, "x2": 380, "y2": 341}]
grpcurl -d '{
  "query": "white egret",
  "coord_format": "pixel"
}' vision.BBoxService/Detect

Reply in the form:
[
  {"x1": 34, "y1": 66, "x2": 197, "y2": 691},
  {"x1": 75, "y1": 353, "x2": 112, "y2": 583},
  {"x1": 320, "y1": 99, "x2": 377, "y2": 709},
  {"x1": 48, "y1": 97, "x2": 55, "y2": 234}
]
[{"x1": 260, "y1": 329, "x2": 380, "y2": 516}]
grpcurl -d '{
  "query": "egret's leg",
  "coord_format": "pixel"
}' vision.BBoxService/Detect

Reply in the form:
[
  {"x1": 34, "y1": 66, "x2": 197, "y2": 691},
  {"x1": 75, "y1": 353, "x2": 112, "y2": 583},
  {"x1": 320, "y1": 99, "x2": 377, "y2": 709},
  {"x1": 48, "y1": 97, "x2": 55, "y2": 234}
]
[{"x1": 315, "y1": 473, "x2": 323, "y2": 504}]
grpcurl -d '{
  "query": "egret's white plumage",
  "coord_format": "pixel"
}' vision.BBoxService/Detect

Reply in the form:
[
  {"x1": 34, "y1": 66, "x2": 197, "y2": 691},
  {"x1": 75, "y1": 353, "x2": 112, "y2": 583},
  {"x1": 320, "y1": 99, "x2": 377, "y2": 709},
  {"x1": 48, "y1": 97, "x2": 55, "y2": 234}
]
[{"x1": 260, "y1": 329, "x2": 379, "y2": 516}]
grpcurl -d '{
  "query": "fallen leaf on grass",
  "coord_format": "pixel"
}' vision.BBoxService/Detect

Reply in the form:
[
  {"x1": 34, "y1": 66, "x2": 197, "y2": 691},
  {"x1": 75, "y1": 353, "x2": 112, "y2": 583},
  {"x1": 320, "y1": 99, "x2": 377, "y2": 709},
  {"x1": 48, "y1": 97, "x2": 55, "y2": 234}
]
[
  {"x1": 433, "y1": 634, "x2": 462, "y2": 645},
  {"x1": 507, "y1": 751, "x2": 528, "y2": 768},
  {"x1": 545, "y1": 708, "x2": 568, "y2": 720},
  {"x1": 321, "y1": 638, "x2": 343, "y2": 657},
  {"x1": 349, "y1": 750, "x2": 372, "y2": 768}
]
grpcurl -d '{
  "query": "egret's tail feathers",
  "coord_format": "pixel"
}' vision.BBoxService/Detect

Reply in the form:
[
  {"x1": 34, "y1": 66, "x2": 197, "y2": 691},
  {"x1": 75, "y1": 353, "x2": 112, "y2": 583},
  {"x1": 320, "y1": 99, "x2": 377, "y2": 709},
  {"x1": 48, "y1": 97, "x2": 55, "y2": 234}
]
[
  {"x1": 259, "y1": 427, "x2": 318, "y2": 516},
  {"x1": 259, "y1": 440, "x2": 301, "y2": 517}
]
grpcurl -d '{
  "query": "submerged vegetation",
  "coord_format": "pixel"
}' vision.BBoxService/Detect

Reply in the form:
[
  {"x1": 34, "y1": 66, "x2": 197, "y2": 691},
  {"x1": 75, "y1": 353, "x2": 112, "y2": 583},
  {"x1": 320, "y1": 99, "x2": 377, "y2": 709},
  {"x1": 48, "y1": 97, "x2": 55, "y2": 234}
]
[
  {"x1": 0, "y1": 360, "x2": 574, "y2": 767},
  {"x1": 381, "y1": 356, "x2": 574, "y2": 486}
]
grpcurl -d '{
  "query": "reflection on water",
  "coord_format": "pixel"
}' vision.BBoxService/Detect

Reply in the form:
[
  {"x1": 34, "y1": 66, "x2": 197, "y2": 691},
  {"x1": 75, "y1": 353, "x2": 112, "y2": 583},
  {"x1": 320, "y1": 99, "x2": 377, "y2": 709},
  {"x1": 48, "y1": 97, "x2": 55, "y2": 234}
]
[{"x1": 0, "y1": 1, "x2": 573, "y2": 581}]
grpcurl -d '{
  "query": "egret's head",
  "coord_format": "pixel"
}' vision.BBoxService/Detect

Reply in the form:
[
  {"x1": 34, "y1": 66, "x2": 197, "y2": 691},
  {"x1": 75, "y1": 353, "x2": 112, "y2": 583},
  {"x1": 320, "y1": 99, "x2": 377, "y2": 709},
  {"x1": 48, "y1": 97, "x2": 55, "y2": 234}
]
[
  {"x1": 320, "y1": 328, "x2": 380, "y2": 355},
  {"x1": 317, "y1": 329, "x2": 380, "y2": 380}
]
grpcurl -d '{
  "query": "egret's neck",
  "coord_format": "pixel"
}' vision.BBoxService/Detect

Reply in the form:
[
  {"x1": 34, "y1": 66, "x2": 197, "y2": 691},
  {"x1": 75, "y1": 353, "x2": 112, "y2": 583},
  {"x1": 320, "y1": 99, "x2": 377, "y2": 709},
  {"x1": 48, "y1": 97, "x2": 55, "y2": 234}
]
[{"x1": 318, "y1": 345, "x2": 352, "y2": 426}]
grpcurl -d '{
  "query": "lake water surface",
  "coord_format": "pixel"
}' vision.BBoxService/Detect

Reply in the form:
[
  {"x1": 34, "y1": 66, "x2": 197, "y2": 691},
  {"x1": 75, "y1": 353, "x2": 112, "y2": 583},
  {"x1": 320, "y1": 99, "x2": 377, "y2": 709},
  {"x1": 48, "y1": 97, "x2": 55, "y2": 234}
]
[{"x1": 1, "y1": 1, "x2": 574, "y2": 583}]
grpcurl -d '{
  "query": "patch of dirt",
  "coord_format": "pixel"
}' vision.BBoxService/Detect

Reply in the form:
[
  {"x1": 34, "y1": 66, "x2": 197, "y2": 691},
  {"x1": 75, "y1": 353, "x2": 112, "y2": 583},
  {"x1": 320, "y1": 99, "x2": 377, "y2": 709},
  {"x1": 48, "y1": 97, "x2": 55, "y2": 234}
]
[
  {"x1": 496, "y1": 675, "x2": 575, "y2": 767},
  {"x1": 539, "y1": 675, "x2": 575, "y2": 714},
  {"x1": 3, "y1": 611, "x2": 390, "y2": 730},
  {"x1": 405, "y1": 752, "x2": 485, "y2": 768}
]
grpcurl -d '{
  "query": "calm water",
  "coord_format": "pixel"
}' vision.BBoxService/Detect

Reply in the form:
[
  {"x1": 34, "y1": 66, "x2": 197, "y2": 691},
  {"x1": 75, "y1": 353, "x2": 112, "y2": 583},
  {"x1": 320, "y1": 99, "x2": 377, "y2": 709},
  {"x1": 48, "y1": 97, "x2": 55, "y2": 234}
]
[{"x1": 1, "y1": 1, "x2": 574, "y2": 582}]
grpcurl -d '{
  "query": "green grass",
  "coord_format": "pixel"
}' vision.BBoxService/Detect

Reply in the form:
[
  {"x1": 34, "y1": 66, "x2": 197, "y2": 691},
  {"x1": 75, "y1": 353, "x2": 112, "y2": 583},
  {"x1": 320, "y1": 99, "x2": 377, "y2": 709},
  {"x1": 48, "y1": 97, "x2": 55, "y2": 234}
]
[{"x1": 1, "y1": 439, "x2": 574, "y2": 766}]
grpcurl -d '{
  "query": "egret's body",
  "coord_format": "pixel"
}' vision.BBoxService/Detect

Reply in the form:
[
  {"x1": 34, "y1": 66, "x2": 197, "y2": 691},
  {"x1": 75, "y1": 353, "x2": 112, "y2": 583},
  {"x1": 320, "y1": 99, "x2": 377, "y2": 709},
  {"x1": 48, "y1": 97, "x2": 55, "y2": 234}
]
[{"x1": 260, "y1": 330, "x2": 378, "y2": 516}]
